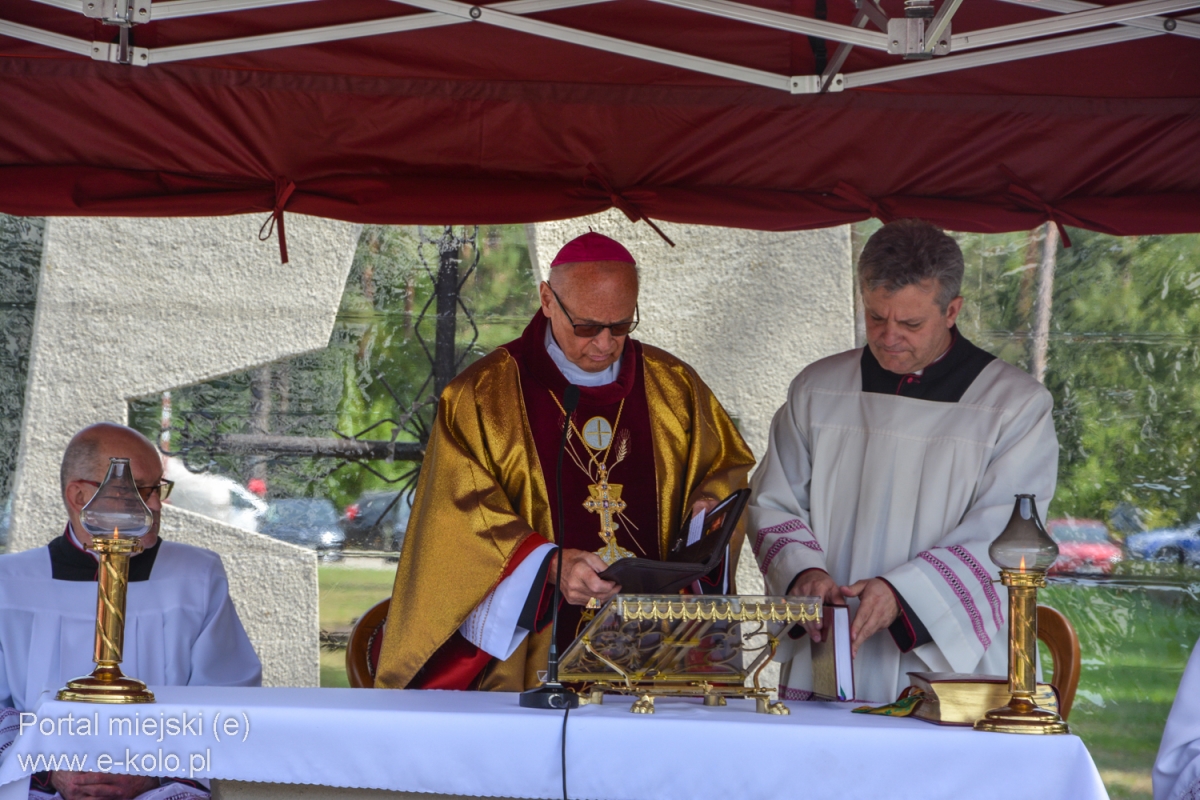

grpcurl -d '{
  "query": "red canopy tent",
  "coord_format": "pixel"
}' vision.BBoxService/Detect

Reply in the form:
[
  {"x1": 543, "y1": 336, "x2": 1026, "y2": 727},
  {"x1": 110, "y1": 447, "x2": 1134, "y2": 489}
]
[{"x1": 1, "y1": 0, "x2": 1198, "y2": 256}]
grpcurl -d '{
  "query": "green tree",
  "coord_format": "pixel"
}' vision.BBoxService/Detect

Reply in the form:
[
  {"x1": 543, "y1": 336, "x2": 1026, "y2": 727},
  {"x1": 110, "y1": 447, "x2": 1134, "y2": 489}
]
[
  {"x1": 324, "y1": 225, "x2": 539, "y2": 508},
  {"x1": 943, "y1": 226, "x2": 1200, "y2": 529},
  {"x1": 1044, "y1": 232, "x2": 1200, "y2": 528},
  {"x1": 130, "y1": 224, "x2": 539, "y2": 513}
]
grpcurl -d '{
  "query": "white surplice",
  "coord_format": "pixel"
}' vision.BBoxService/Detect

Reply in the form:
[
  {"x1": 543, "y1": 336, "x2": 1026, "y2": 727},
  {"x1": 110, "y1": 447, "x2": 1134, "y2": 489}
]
[
  {"x1": 748, "y1": 348, "x2": 1058, "y2": 703},
  {"x1": 0, "y1": 537, "x2": 260, "y2": 799},
  {"x1": 0, "y1": 537, "x2": 261, "y2": 710},
  {"x1": 459, "y1": 542, "x2": 555, "y2": 660},
  {"x1": 1155, "y1": 639, "x2": 1200, "y2": 800}
]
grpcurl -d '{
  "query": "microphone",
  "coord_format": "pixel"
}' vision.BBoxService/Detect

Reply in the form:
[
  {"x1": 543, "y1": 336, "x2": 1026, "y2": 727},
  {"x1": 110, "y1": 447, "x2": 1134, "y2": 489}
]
[{"x1": 520, "y1": 383, "x2": 582, "y2": 710}]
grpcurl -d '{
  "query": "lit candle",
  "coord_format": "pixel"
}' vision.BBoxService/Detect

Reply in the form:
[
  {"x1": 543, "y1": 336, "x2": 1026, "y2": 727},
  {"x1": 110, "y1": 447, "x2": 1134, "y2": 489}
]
[{"x1": 975, "y1": 494, "x2": 1068, "y2": 734}]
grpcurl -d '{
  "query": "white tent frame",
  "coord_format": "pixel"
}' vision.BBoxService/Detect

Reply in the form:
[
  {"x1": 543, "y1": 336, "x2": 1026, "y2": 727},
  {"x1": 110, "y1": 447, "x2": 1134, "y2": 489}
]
[{"x1": 4, "y1": 0, "x2": 1199, "y2": 92}]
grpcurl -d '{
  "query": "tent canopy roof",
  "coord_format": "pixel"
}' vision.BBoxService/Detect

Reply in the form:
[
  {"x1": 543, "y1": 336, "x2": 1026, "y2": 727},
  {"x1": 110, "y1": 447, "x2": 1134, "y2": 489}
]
[{"x1": 2, "y1": 0, "x2": 1198, "y2": 244}]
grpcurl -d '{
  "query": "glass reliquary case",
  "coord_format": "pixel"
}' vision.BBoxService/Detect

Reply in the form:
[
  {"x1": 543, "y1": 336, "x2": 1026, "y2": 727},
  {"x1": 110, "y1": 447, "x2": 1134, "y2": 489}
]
[{"x1": 558, "y1": 595, "x2": 820, "y2": 715}]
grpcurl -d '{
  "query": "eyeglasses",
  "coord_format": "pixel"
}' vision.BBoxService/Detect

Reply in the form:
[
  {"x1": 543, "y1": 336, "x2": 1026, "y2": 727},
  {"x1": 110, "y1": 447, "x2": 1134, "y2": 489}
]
[
  {"x1": 549, "y1": 285, "x2": 639, "y2": 338},
  {"x1": 78, "y1": 479, "x2": 174, "y2": 502}
]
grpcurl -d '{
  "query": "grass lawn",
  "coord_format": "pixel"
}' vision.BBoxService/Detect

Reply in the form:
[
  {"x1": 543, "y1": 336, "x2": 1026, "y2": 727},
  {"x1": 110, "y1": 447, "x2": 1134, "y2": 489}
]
[
  {"x1": 321, "y1": 648, "x2": 351, "y2": 688},
  {"x1": 317, "y1": 564, "x2": 1200, "y2": 799},
  {"x1": 318, "y1": 563, "x2": 396, "y2": 688},
  {"x1": 1041, "y1": 582, "x2": 1200, "y2": 800}
]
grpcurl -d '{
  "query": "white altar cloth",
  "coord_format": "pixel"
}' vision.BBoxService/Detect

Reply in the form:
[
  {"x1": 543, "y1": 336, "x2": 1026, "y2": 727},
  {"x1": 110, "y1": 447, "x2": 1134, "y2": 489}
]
[{"x1": 0, "y1": 687, "x2": 1107, "y2": 800}]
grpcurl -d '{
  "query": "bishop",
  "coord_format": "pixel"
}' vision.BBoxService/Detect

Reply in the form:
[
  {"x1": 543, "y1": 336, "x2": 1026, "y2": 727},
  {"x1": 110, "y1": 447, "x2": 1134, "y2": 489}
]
[{"x1": 376, "y1": 232, "x2": 754, "y2": 691}]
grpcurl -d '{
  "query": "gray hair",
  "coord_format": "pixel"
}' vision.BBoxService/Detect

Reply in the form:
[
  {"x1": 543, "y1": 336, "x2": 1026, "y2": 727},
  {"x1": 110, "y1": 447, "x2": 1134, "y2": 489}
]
[
  {"x1": 857, "y1": 219, "x2": 964, "y2": 311},
  {"x1": 60, "y1": 435, "x2": 102, "y2": 497}
]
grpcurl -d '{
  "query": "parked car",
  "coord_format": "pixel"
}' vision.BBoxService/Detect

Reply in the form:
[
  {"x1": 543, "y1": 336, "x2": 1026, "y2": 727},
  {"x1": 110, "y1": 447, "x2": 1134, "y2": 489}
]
[
  {"x1": 1126, "y1": 524, "x2": 1200, "y2": 564},
  {"x1": 260, "y1": 498, "x2": 345, "y2": 554},
  {"x1": 1045, "y1": 518, "x2": 1123, "y2": 575},
  {"x1": 164, "y1": 457, "x2": 268, "y2": 533},
  {"x1": 341, "y1": 490, "x2": 412, "y2": 551}
]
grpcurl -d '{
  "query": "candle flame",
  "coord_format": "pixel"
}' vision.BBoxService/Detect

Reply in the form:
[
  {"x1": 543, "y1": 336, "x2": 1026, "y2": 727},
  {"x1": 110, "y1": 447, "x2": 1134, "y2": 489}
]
[{"x1": 1019, "y1": 555, "x2": 1026, "y2": 573}]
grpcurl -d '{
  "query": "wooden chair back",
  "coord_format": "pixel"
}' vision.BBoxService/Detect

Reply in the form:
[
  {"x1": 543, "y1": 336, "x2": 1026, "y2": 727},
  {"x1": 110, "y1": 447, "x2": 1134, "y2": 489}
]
[
  {"x1": 1036, "y1": 604, "x2": 1081, "y2": 720},
  {"x1": 346, "y1": 598, "x2": 391, "y2": 689}
]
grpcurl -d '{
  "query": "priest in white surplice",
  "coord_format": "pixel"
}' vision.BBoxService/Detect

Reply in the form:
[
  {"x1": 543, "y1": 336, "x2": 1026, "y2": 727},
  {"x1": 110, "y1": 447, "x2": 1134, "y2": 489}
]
[
  {"x1": 0, "y1": 424, "x2": 261, "y2": 800},
  {"x1": 749, "y1": 219, "x2": 1059, "y2": 704},
  {"x1": 1154, "y1": 637, "x2": 1200, "y2": 800}
]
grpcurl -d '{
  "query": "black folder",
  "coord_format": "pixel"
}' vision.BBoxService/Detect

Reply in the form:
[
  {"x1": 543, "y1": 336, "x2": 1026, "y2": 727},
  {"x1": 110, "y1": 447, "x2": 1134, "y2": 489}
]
[{"x1": 598, "y1": 488, "x2": 750, "y2": 594}]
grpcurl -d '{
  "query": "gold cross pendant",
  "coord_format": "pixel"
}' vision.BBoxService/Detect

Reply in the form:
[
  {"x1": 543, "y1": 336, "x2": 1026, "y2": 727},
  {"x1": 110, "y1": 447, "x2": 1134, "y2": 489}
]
[{"x1": 583, "y1": 467, "x2": 635, "y2": 565}]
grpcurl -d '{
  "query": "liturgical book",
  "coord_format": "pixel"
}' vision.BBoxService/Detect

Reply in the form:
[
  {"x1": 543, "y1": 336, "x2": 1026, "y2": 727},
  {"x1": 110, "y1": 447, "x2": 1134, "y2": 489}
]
[
  {"x1": 907, "y1": 672, "x2": 1060, "y2": 726},
  {"x1": 598, "y1": 489, "x2": 749, "y2": 594},
  {"x1": 811, "y1": 604, "x2": 855, "y2": 701}
]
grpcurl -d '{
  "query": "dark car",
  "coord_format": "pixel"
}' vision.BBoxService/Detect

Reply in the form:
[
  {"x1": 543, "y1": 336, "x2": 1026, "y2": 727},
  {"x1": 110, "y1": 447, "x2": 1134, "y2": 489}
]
[
  {"x1": 1126, "y1": 524, "x2": 1200, "y2": 564},
  {"x1": 341, "y1": 491, "x2": 412, "y2": 551},
  {"x1": 1045, "y1": 518, "x2": 1122, "y2": 575},
  {"x1": 260, "y1": 498, "x2": 345, "y2": 555}
]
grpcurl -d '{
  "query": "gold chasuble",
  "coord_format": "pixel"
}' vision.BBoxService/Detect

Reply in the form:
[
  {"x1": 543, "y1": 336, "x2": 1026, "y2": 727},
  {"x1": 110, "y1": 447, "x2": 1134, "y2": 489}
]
[{"x1": 375, "y1": 311, "x2": 754, "y2": 692}]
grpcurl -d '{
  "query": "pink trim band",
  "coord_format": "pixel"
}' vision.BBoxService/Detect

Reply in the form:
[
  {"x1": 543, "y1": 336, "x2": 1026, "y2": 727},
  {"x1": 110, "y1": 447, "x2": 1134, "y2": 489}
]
[
  {"x1": 754, "y1": 519, "x2": 821, "y2": 556},
  {"x1": 918, "y1": 550, "x2": 991, "y2": 650},
  {"x1": 760, "y1": 537, "x2": 808, "y2": 574},
  {"x1": 754, "y1": 519, "x2": 802, "y2": 554},
  {"x1": 949, "y1": 544, "x2": 1004, "y2": 629}
]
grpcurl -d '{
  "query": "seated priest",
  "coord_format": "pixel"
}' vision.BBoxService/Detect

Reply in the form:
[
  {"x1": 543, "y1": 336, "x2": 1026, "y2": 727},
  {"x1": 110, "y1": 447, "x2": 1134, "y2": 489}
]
[
  {"x1": 748, "y1": 219, "x2": 1059, "y2": 703},
  {"x1": 0, "y1": 423, "x2": 261, "y2": 800},
  {"x1": 1154, "y1": 636, "x2": 1200, "y2": 800},
  {"x1": 375, "y1": 232, "x2": 755, "y2": 691}
]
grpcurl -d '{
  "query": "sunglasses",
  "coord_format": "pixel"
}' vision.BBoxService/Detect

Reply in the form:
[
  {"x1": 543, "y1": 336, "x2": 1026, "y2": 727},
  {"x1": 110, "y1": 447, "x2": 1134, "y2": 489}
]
[
  {"x1": 79, "y1": 479, "x2": 174, "y2": 502},
  {"x1": 549, "y1": 285, "x2": 639, "y2": 338}
]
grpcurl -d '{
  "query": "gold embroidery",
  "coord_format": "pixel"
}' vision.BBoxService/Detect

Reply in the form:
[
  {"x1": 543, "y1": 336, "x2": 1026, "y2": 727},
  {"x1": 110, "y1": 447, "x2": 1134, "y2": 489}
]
[{"x1": 549, "y1": 391, "x2": 641, "y2": 562}]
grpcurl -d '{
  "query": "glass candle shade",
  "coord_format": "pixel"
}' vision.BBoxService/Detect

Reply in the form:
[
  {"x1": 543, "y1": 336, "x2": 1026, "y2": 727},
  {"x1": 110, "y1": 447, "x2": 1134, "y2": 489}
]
[
  {"x1": 989, "y1": 494, "x2": 1058, "y2": 572},
  {"x1": 80, "y1": 458, "x2": 153, "y2": 541}
]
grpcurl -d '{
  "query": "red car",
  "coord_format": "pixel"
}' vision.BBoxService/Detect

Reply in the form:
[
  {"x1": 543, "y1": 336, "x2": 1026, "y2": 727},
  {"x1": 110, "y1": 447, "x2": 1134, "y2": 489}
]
[{"x1": 1046, "y1": 519, "x2": 1123, "y2": 575}]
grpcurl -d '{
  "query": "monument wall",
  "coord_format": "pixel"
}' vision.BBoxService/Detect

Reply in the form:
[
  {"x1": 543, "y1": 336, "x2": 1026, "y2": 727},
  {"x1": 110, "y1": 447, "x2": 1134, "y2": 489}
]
[{"x1": 7, "y1": 214, "x2": 360, "y2": 687}]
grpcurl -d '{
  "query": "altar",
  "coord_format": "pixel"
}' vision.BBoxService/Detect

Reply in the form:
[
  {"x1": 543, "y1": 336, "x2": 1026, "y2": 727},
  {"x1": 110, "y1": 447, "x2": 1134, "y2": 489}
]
[{"x1": 0, "y1": 686, "x2": 1106, "y2": 800}]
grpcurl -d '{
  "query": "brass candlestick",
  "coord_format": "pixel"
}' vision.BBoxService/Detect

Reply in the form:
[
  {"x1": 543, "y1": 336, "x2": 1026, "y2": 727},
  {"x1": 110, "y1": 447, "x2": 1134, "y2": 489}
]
[
  {"x1": 58, "y1": 458, "x2": 155, "y2": 704},
  {"x1": 975, "y1": 494, "x2": 1067, "y2": 734},
  {"x1": 58, "y1": 536, "x2": 155, "y2": 703},
  {"x1": 974, "y1": 568, "x2": 1067, "y2": 733}
]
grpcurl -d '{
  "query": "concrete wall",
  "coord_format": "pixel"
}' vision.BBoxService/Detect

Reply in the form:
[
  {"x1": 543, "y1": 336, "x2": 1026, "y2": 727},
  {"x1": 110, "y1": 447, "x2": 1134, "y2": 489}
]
[{"x1": 9, "y1": 214, "x2": 360, "y2": 687}]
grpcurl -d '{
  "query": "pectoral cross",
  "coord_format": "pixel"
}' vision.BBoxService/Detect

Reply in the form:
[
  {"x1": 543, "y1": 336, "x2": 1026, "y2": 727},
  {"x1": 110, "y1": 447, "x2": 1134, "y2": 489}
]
[{"x1": 583, "y1": 466, "x2": 635, "y2": 565}]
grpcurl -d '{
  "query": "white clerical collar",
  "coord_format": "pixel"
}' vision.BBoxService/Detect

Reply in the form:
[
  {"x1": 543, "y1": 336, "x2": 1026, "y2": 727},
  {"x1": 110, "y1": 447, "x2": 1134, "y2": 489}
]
[
  {"x1": 544, "y1": 325, "x2": 622, "y2": 387},
  {"x1": 67, "y1": 523, "x2": 100, "y2": 561}
]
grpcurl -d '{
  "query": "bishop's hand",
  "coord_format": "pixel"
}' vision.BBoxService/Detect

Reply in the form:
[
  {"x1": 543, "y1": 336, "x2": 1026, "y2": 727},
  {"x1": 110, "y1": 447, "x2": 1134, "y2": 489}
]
[
  {"x1": 690, "y1": 494, "x2": 719, "y2": 518},
  {"x1": 548, "y1": 548, "x2": 621, "y2": 607}
]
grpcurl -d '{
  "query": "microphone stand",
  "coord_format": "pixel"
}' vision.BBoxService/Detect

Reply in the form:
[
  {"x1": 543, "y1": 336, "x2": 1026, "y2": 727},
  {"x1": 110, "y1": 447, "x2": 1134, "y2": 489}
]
[{"x1": 520, "y1": 383, "x2": 582, "y2": 710}]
